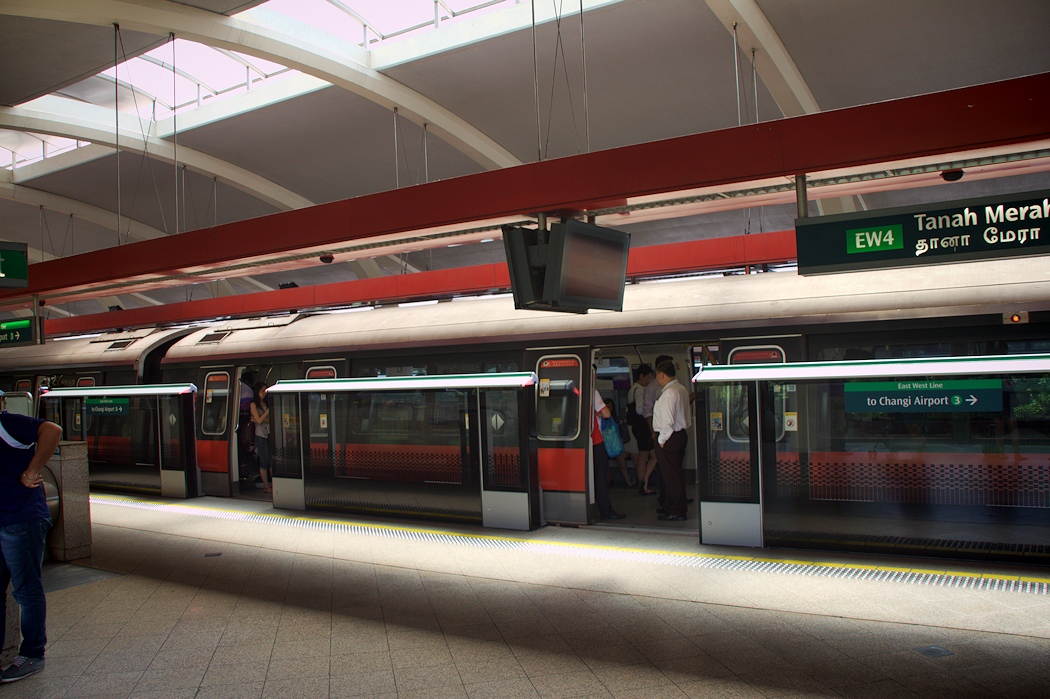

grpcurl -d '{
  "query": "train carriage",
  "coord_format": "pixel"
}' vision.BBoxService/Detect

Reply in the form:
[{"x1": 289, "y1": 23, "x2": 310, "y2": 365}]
[{"x1": 1, "y1": 254, "x2": 1048, "y2": 562}]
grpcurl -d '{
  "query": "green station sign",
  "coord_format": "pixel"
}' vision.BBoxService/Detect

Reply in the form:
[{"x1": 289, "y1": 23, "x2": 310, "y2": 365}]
[
  {"x1": 0, "y1": 242, "x2": 29, "y2": 289},
  {"x1": 85, "y1": 398, "x2": 130, "y2": 416},
  {"x1": 0, "y1": 318, "x2": 34, "y2": 347},
  {"x1": 796, "y1": 190, "x2": 1050, "y2": 274},
  {"x1": 845, "y1": 379, "x2": 1003, "y2": 413}
]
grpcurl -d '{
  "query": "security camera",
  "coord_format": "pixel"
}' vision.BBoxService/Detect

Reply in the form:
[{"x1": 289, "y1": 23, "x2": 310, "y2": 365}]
[{"x1": 319, "y1": 254, "x2": 334, "y2": 264}]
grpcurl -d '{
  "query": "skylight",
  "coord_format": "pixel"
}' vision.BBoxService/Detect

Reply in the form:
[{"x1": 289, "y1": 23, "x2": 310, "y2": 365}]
[
  {"x1": 240, "y1": 0, "x2": 515, "y2": 47},
  {"x1": 0, "y1": 0, "x2": 518, "y2": 171}
]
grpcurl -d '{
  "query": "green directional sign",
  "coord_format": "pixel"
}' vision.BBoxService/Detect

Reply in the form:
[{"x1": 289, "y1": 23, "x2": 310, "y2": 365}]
[
  {"x1": 0, "y1": 318, "x2": 34, "y2": 347},
  {"x1": 845, "y1": 379, "x2": 1003, "y2": 413},
  {"x1": 85, "y1": 398, "x2": 130, "y2": 416},
  {"x1": 0, "y1": 242, "x2": 29, "y2": 289}
]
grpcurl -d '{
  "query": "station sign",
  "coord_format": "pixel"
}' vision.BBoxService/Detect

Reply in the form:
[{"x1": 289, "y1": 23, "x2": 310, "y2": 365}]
[
  {"x1": 0, "y1": 242, "x2": 29, "y2": 289},
  {"x1": 85, "y1": 398, "x2": 130, "y2": 416},
  {"x1": 0, "y1": 318, "x2": 34, "y2": 347},
  {"x1": 796, "y1": 190, "x2": 1050, "y2": 274},
  {"x1": 845, "y1": 379, "x2": 1003, "y2": 413}
]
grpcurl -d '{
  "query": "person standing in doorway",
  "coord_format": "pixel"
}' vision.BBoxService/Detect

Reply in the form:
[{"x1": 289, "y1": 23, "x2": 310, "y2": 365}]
[
  {"x1": 627, "y1": 364, "x2": 657, "y2": 495},
  {"x1": 250, "y1": 382, "x2": 272, "y2": 495},
  {"x1": 642, "y1": 355, "x2": 673, "y2": 505},
  {"x1": 652, "y1": 360, "x2": 692, "y2": 521},
  {"x1": 0, "y1": 405, "x2": 62, "y2": 683},
  {"x1": 238, "y1": 370, "x2": 257, "y2": 484},
  {"x1": 592, "y1": 371, "x2": 624, "y2": 521}
]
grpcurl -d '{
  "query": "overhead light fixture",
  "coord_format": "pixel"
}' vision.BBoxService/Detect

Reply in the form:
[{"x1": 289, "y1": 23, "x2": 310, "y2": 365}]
[{"x1": 941, "y1": 169, "x2": 964, "y2": 182}]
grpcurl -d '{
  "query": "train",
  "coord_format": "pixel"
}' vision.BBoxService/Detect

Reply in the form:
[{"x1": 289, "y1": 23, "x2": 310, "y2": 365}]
[{"x1": 1, "y1": 253, "x2": 1048, "y2": 563}]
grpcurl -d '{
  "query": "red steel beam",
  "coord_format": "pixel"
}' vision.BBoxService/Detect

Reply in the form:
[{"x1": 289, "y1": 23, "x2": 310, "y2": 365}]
[
  {"x1": 43, "y1": 231, "x2": 796, "y2": 336},
  {"x1": 8, "y1": 73, "x2": 1050, "y2": 307}
]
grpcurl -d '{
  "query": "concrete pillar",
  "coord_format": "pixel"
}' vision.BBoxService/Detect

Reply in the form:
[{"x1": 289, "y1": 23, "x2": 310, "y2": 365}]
[{"x1": 46, "y1": 441, "x2": 92, "y2": 562}]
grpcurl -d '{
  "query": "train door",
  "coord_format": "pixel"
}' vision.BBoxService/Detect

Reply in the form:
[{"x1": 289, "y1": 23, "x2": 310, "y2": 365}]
[
  {"x1": 479, "y1": 383, "x2": 538, "y2": 529},
  {"x1": 525, "y1": 347, "x2": 589, "y2": 524},
  {"x1": 197, "y1": 366, "x2": 235, "y2": 496},
  {"x1": 232, "y1": 363, "x2": 296, "y2": 497},
  {"x1": 697, "y1": 337, "x2": 802, "y2": 546},
  {"x1": 1, "y1": 390, "x2": 34, "y2": 417},
  {"x1": 596, "y1": 344, "x2": 700, "y2": 527}
]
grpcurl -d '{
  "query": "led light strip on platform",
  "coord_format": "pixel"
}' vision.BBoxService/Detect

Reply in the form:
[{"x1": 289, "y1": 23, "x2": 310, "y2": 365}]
[{"x1": 92, "y1": 494, "x2": 1050, "y2": 596}]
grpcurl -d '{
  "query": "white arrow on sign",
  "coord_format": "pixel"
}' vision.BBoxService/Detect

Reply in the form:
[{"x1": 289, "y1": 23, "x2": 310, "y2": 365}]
[
  {"x1": 491, "y1": 412, "x2": 506, "y2": 432},
  {"x1": 967, "y1": 395, "x2": 978, "y2": 406}
]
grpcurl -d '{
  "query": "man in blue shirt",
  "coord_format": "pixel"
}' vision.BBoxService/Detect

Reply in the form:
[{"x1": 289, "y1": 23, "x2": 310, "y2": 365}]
[{"x1": 0, "y1": 407, "x2": 62, "y2": 683}]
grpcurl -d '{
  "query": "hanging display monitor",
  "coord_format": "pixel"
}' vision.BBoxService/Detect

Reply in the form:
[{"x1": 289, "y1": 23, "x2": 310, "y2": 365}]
[{"x1": 502, "y1": 220, "x2": 630, "y2": 313}]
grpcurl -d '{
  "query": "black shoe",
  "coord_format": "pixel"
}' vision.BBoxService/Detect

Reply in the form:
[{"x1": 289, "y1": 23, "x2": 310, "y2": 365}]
[
  {"x1": 1, "y1": 656, "x2": 45, "y2": 683},
  {"x1": 603, "y1": 511, "x2": 626, "y2": 520},
  {"x1": 658, "y1": 513, "x2": 686, "y2": 521}
]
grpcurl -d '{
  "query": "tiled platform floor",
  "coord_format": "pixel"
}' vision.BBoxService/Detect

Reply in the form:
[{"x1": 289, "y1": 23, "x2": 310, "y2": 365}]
[{"x1": 2, "y1": 495, "x2": 1049, "y2": 698}]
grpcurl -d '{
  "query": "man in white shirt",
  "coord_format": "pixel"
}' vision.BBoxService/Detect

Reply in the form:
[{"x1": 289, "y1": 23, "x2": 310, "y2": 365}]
[
  {"x1": 642, "y1": 355, "x2": 673, "y2": 505},
  {"x1": 652, "y1": 360, "x2": 692, "y2": 521}
]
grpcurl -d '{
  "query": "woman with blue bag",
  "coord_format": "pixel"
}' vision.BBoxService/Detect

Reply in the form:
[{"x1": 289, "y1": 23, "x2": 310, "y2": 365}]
[
  {"x1": 601, "y1": 402, "x2": 636, "y2": 488},
  {"x1": 591, "y1": 377, "x2": 625, "y2": 520}
]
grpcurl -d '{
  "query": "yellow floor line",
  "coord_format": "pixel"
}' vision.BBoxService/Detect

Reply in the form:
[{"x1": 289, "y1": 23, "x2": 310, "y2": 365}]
[{"x1": 91, "y1": 494, "x2": 1050, "y2": 586}]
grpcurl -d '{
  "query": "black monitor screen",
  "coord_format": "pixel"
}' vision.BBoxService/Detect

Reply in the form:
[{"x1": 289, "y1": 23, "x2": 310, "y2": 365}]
[{"x1": 544, "y1": 220, "x2": 630, "y2": 312}]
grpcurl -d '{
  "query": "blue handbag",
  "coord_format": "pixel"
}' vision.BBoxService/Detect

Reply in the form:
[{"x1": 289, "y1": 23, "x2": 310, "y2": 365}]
[{"x1": 600, "y1": 416, "x2": 624, "y2": 458}]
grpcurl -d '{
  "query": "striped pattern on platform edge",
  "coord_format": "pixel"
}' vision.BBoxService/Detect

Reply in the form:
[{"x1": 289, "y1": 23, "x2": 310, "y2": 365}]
[{"x1": 92, "y1": 494, "x2": 1050, "y2": 596}]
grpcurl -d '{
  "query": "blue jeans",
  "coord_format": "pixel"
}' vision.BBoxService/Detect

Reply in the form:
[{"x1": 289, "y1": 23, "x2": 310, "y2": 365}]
[
  {"x1": 0, "y1": 517, "x2": 51, "y2": 659},
  {"x1": 255, "y1": 436, "x2": 270, "y2": 472}
]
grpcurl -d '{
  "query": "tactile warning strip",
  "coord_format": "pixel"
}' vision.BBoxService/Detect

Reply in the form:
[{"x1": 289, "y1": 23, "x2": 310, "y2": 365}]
[
  {"x1": 765, "y1": 529, "x2": 1050, "y2": 562},
  {"x1": 92, "y1": 494, "x2": 1050, "y2": 596}
]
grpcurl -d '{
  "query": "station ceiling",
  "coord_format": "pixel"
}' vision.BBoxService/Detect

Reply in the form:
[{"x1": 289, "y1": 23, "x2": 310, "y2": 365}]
[{"x1": 1, "y1": 0, "x2": 1049, "y2": 322}]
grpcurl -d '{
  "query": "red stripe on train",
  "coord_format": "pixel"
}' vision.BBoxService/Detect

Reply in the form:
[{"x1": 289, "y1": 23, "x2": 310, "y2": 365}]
[
  {"x1": 197, "y1": 438, "x2": 229, "y2": 473},
  {"x1": 538, "y1": 447, "x2": 586, "y2": 492}
]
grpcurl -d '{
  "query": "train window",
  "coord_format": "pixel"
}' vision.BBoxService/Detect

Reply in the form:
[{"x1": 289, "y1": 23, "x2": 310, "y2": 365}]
[
  {"x1": 723, "y1": 385, "x2": 787, "y2": 443},
  {"x1": 1, "y1": 393, "x2": 32, "y2": 417},
  {"x1": 595, "y1": 356, "x2": 631, "y2": 425},
  {"x1": 76, "y1": 377, "x2": 96, "y2": 387},
  {"x1": 482, "y1": 389, "x2": 526, "y2": 492},
  {"x1": 692, "y1": 343, "x2": 721, "y2": 368},
  {"x1": 15, "y1": 379, "x2": 31, "y2": 392},
  {"x1": 270, "y1": 393, "x2": 302, "y2": 480},
  {"x1": 536, "y1": 355, "x2": 582, "y2": 441},
  {"x1": 809, "y1": 375, "x2": 1050, "y2": 450},
  {"x1": 106, "y1": 340, "x2": 136, "y2": 351},
  {"x1": 83, "y1": 396, "x2": 159, "y2": 468},
  {"x1": 202, "y1": 372, "x2": 230, "y2": 435},
  {"x1": 306, "y1": 366, "x2": 337, "y2": 379},
  {"x1": 330, "y1": 389, "x2": 472, "y2": 485},
  {"x1": 41, "y1": 398, "x2": 82, "y2": 439}
]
